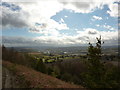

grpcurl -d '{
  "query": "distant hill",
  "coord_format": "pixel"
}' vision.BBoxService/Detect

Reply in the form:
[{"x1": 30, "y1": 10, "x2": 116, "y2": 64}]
[
  {"x1": 6, "y1": 45, "x2": 118, "y2": 55},
  {"x1": 6, "y1": 46, "x2": 88, "y2": 54}
]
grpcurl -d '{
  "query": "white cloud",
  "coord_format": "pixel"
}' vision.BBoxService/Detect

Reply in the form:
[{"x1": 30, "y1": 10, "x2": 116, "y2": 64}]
[
  {"x1": 64, "y1": 15, "x2": 68, "y2": 18},
  {"x1": 1, "y1": 1, "x2": 119, "y2": 46},
  {"x1": 29, "y1": 27, "x2": 61, "y2": 37},
  {"x1": 77, "y1": 28, "x2": 118, "y2": 44},
  {"x1": 2, "y1": 28, "x2": 118, "y2": 46},
  {"x1": 1, "y1": 0, "x2": 118, "y2": 29},
  {"x1": 95, "y1": 24, "x2": 117, "y2": 31},
  {"x1": 103, "y1": 25, "x2": 116, "y2": 31},
  {"x1": 34, "y1": 28, "x2": 118, "y2": 46},
  {"x1": 29, "y1": 18, "x2": 69, "y2": 36},
  {"x1": 2, "y1": 0, "x2": 119, "y2": 17},
  {"x1": 59, "y1": 0, "x2": 119, "y2": 15},
  {"x1": 61, "y1": 0, "x2": 110, "y2": 13},
  {"x1": 93, "y1": 16, "x2": 102, "y2": 20},
  {"x1": 18, "y1": 2, "x2": 64, "y2": 30},
  {"x1": 96, "y1": 24, "x2": 100, "y2": 27},
  {"x1": 75, "y1": 28, "x2": 78, "y2": 30},
  {"x1": 107, "y1": 3, "x2": 118, "y2": 17},
  {"x1": 2, "y1": 1, "x2": 69, "y2": 35},
  {"x1": 76, "y1": 28, "x2": 99, "y2": 43},
  {"x1": 59, "y1": 18, "x2": 65, "y2": 23}
]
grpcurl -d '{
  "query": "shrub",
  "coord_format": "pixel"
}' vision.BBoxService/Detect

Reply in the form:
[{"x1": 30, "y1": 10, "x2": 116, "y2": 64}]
[
  {"x1": 35, "y1": 59, "x2": 47, "y2": 73},
  {"x1": 61, "y1": 72, "x2": 72, "y2": 82}
]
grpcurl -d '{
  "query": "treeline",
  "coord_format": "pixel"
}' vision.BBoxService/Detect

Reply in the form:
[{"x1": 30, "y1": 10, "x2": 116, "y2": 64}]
[
  {"x1": 45, "y1": 37, "x2": 120, "y2": 88},
  {"x1": 2, "y1": 36, "x2": 120, "y2": 88},
  {"x1": 2, "y1": 45, "x2": 57, "y2": 75},
  {"x1": 2, "y1": 45, "x2": 36, "y2": 68}
]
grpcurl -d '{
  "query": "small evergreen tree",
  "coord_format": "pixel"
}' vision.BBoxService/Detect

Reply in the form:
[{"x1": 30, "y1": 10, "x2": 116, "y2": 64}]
[{"x1": 83, "y1": 36, "x2": 105, "y2": 88}]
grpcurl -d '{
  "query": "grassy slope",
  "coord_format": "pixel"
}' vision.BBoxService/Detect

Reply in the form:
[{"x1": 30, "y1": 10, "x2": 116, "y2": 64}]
[{"x1": 2, "y1": 61, "x2": 84, "y2": 88}]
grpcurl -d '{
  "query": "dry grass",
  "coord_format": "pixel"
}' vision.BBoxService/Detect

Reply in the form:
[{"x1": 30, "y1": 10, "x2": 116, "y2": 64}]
[
  {"x1": 28, "y1": 52, "x2": 42, "y2": 55},
  {"x1": 3, "y1": 61, "x2": 84, "y2": 88}
]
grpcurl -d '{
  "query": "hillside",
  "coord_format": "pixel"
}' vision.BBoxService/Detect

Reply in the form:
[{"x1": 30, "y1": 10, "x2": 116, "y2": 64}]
[{"x1": 2, "y1": 61, "x2": 84, "y2": 88}]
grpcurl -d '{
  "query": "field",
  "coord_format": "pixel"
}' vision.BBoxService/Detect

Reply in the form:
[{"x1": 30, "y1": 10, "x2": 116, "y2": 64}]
[{"x1": 2, "y1": 44, "x2": 120, "y2": 88}]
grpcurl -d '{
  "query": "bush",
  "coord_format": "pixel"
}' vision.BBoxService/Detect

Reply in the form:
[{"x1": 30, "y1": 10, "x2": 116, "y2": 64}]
[
  {"x1": 35, "y1": 59, "x2": 47, "y2": 73},
  {"x1": 61, "y1": 73, "x2": 72, "y2": 82},
  {"x1": 47, "y1": 67, "x2": 54, "y2": 75}
]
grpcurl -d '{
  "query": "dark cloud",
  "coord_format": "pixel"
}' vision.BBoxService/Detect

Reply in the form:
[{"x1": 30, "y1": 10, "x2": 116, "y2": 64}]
[
  {"x1": 88, "y1": 30, "x2": 97, "y2": 35},
  {"x1": 59, "y1": 1, "x2": 102, "y2": 13},
  {"x1": 1, "y1": 4, "x2": 29, "y2": 28},
  {"x1": 2, "y1": 36, "x2": 32, "y2": 44},
  {"x1": 29, "y1": 28, "x2": 39, "y2": 32},
  {"x1": 2, "y1": 35, "x2": 118, "y2": 47},
  {"x1": 77, "y1": 36, "x2": 89, "y2": 41},
  {"x1": 67, "y1": 38, "x2": 76, "y2": 43},
  {"x1": 2, "y1": 14, "x2": 28, "y2": 28},
  {"x1": 71, "y1": 2, "x2": 90, "y2": 9},
  {"x1": 61, "y1": 1, "x2": 90, "y2": 9},
  {"x1": 2, "y1": 36, "x2": 59, "y2": 47}
]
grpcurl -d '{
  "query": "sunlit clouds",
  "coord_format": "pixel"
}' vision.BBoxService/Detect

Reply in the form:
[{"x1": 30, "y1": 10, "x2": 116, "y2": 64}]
[{"x1": 1, "y1": 0, "x2": 119, "y2": 47}]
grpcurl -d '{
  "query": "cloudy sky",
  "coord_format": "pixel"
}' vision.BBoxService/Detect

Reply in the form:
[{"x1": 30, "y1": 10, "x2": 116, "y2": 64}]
[{"x1": 1, "y1": 0, "x2": 120, "y2": 47}]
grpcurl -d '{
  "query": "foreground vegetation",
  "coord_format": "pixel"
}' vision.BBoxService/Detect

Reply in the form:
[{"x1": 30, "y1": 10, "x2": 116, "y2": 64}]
[
  {"x1": 3, "y1": 61, "x2": 81, "y2": 88},
  {"x1": 2, "y1": 37, "x2": 120, "y2": 88}
]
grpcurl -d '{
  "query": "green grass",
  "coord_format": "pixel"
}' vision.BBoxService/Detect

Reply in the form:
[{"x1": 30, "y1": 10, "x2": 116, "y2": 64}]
[{"x1": 47, "y1": 59, "x2": 55, "y2": 62}]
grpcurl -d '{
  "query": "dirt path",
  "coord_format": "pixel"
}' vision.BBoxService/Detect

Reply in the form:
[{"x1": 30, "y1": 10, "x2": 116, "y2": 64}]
[
  {"x1": 2, "y1": 67, "x2": 19, "y2": 88},
  {"x1": 2, "y1": 67, "x2": 13, "y2": 88},
  {"x1": 0, "y1": 65, "x2": 2, "y2": 89}
]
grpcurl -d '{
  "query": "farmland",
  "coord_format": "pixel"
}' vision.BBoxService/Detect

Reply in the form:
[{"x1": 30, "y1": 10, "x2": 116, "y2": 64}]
[{"x1": 2, "y1": 44, "x2": 120, "y2": 88}]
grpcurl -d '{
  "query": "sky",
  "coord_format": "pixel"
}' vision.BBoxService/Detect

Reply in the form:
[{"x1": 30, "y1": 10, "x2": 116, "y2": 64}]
[{"x1": 1, "y1": 0, "x2": 120, "y2": 47}]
